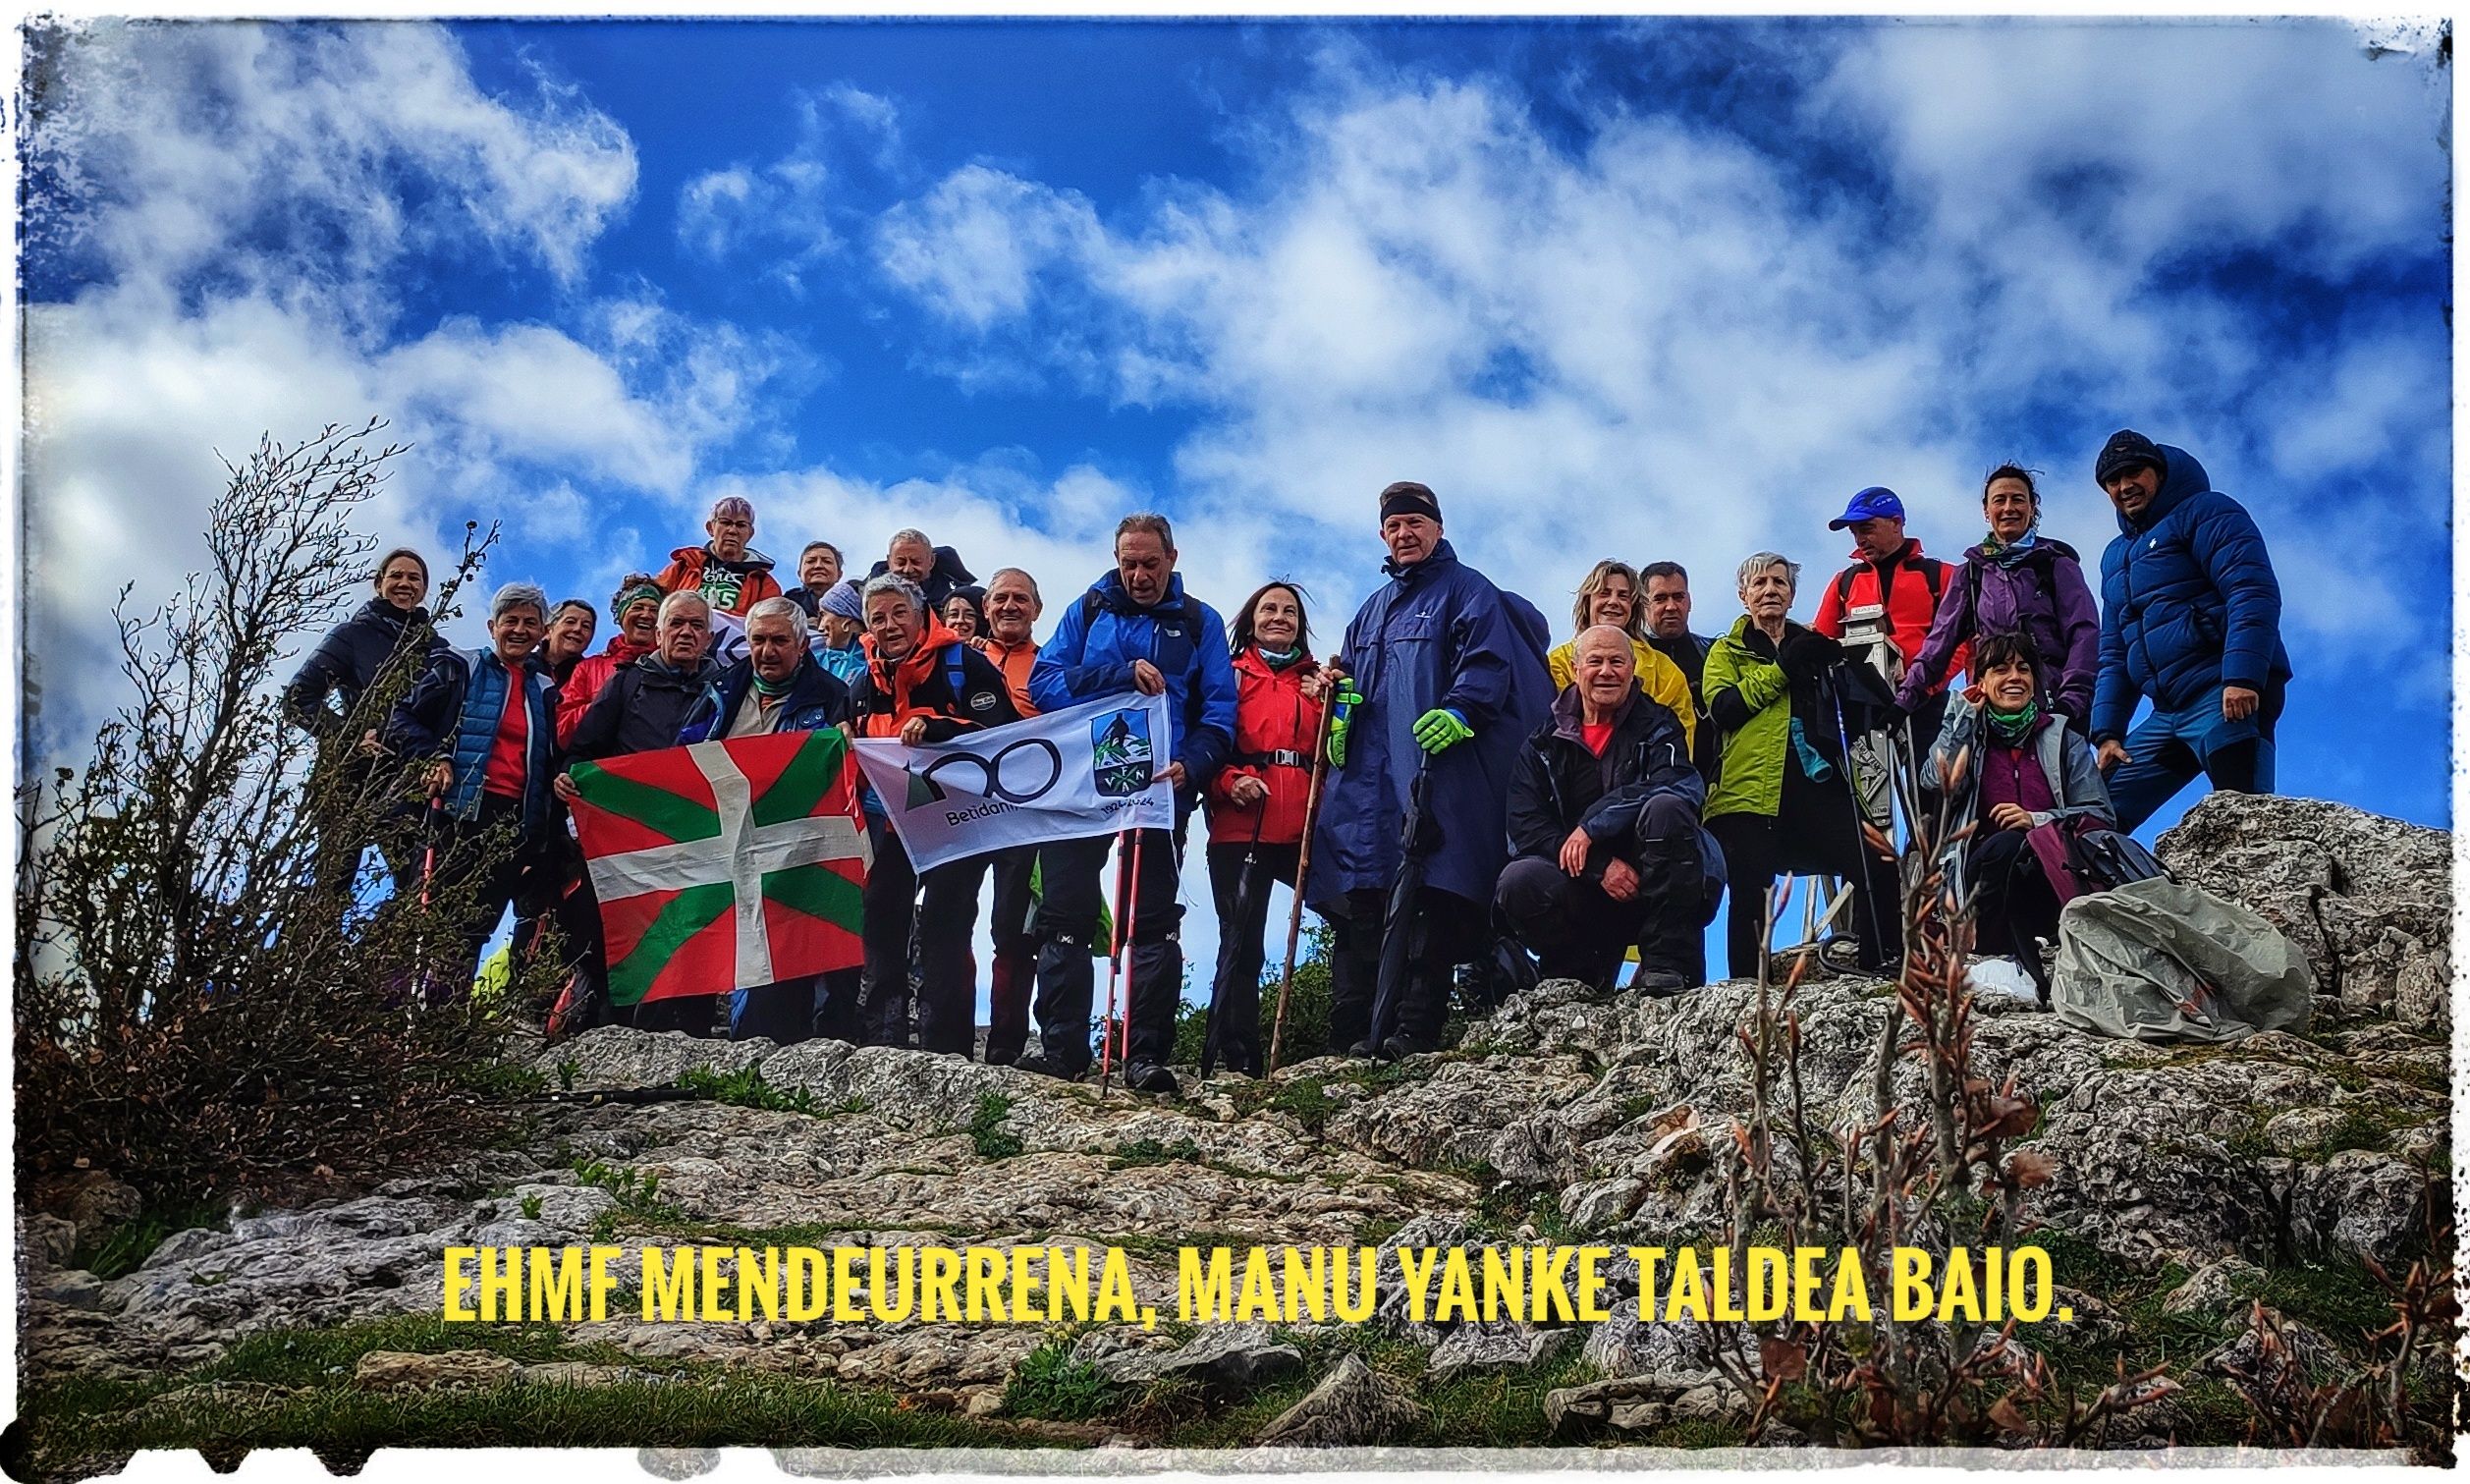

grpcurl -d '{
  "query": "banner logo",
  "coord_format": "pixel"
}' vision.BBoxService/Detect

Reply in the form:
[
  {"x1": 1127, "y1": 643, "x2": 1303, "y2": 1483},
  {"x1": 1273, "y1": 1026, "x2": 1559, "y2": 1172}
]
[{"x1": 1090, "y1": 706, "x2": 1154, "y2": 797}]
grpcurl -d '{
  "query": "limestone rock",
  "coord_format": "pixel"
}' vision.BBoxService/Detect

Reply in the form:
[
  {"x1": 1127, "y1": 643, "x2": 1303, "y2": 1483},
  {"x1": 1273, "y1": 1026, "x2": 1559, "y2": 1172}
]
[
  {"x1": 25, "y1": 1213, "x2": 78, "y2": 1269},
  {"x1": 535, "y1": 1024, "x2": 771, "y2": 1092},
  {"x1": 1426, "y1": 1324, "x2": 1575, "y2": 1381},
  {"x1": 2162, "y1": 1258, "x2": 2267, "y2": 1318},
  {"x1": 1545, "y1": 1374, "x2": 1748, "y2": 1437},
  {"x1": 1253, "y1": 1354, "x2": 1424, "y2": 1446},
  {"x1": 1077, "y1": 1323, "x2": 1301, "y2": 1393},
  {"x1": 355, "y1": 1349, "x2": 520, "y2": 1388},
  {"x1": 2158, "y1": 795, "x2": 2449, "y2": 1033}
]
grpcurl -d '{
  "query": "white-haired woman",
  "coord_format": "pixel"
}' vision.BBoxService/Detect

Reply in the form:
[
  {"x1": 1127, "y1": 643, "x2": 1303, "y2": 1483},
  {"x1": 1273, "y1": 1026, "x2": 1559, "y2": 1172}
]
[
  {"x1": 385, "y1": 581, "x2": 563, "y2": 997},
  {"x1": 1700, "y1": 553, "x2": 1896, "y2": 981}
]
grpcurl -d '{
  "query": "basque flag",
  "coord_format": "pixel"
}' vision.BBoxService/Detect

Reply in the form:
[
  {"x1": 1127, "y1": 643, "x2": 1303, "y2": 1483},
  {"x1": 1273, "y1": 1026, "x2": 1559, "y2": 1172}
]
[{"x1": 568, "y1": 730, "x2": 870, "y2": 1006}]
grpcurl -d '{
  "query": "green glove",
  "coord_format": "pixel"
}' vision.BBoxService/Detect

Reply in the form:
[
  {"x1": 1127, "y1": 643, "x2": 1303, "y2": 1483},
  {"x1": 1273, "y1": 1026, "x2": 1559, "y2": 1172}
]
[
  {"x1": 1327, "y1": 680, "x2": 1363, "y2": 768},
  {"x1": 1413, "y1": 707, "x2": 1474, "y2": 754}
]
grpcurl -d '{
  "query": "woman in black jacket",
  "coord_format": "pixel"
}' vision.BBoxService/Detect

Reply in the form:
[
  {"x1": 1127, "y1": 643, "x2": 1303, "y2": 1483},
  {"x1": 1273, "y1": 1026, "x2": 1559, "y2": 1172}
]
[{"x1": 284, "y1": 546, "x2": 442, "y2": 893}]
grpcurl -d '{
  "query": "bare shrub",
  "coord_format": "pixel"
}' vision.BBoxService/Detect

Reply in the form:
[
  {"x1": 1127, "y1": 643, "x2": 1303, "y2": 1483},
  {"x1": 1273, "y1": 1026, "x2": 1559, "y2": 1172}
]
[{"x1": 15, "y1": 420, "x2": 559, "y2": 1208}]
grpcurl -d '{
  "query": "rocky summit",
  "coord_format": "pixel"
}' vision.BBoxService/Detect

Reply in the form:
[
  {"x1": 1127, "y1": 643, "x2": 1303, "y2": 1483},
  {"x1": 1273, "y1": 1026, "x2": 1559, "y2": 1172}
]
[{"x1": 18, "y1": 793, "x2": 2455, "y2": 1459}]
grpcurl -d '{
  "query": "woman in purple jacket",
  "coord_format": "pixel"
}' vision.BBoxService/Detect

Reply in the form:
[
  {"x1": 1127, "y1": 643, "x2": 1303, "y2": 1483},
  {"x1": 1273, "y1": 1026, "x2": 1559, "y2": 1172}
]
[{"x1": 1896, "y1": 464, "x2": 2101, "y2": 729}]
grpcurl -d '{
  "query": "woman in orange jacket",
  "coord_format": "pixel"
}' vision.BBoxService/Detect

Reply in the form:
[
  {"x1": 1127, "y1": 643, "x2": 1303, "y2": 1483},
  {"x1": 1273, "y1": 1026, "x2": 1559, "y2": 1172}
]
[{"x1": 1200, "y1": 581, "x2": 1326, "y2": 1076}]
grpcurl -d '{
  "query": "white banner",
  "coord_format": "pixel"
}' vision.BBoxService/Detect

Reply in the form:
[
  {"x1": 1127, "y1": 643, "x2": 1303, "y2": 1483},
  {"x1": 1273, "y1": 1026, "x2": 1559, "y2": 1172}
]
[{"x1": 850, "y1": 690, "x2": 1176, "y2": 872}]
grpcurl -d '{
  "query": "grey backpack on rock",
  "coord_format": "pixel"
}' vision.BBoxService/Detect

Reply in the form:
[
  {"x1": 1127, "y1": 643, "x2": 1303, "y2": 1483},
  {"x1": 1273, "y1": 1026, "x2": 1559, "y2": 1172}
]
[{"x1": 2051, "y1": 878, "x2": 2314, "y2": 1044}]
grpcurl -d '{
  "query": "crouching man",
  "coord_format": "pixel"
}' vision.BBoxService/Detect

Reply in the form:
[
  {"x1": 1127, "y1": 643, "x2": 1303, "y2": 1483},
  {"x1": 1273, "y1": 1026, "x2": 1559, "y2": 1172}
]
[{"x1": 1496, "y1": 626, "x2": 1722, "y2": 994}]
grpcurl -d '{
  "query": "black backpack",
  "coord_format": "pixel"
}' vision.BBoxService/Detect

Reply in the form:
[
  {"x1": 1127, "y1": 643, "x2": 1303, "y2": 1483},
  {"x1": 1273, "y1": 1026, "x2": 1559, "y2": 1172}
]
[{"x1": 2066, "y1": 829, "x2": 2171, "y2": 892}]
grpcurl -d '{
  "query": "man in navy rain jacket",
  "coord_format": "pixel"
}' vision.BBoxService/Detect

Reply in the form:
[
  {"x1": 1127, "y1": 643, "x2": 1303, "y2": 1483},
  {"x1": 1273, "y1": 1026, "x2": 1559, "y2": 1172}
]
[
  {"x1": 2087, "y1": 430, "x2": 2293, "y2": 833},
  {"x1": 1026, "y1": 514, "x2": 1238, "y2": 1096},
  {"x1": 1306, "y1": 481, "x2": 1554, "y2": 1060}
]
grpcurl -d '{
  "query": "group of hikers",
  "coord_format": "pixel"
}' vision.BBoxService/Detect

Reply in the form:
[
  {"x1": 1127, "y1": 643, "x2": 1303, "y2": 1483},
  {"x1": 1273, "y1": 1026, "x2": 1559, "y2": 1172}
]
[{"x1": 285, "y1": 428, "x2": 2291, "y2": 1097}]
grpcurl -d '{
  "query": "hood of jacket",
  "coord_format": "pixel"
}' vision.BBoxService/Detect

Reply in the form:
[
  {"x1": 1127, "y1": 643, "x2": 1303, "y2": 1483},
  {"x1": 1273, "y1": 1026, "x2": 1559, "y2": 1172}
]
[
  {"x1": 2113, "y1": 444, "x2": 2211, "y2": 536},
  {"x1": 600, "y1": 632, "x2": 655, "y2": 665},
  {"x1": 355, "y1": 597, "x2": 429, "y2": 632},
  {"x1": 672, "y1": 542, "x2": 777, "y2": 577},
  {"x1": 1232, "y1": 642, "x2": 1315, "y2": 684},
  {"x1": 862, "y1": 614, "x2": 969, "y2": 703},
  {"x1": 1972, "y1": 534, "x2": 2082, "y2": 572}
]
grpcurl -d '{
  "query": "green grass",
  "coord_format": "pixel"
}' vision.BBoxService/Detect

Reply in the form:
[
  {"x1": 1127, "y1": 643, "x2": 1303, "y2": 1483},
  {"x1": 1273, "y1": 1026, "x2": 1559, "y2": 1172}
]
[
  {"x1": 2255, "y1": 1256, "x2": 2398, "y2": 1343},
  {"x1": 1111, "y1": 1137, "x2": 1203, "y2": 1169},
  {"x1": 16, "y1": 1311, "x2": 1059, "y2": 1474},
  {"x1": 1003, "y1": 1338, "x2": 1125, "y2": 1421},
  {"x1": 969, "y1": 1092, "x2": 1024, "y2": 1160}
]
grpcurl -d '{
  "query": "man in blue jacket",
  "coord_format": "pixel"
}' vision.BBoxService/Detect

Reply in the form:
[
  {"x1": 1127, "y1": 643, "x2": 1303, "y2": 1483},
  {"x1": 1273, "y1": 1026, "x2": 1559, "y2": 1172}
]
[
  {"x1": 2088, "y1": 430, "x2": 2293, "y2": 833},
  {"x1": 1027, "y1": 514, "x2": 1238, "y2": 1096},
  {"x1": 1307, "y1": 481, "x2": 1555, "y2": 1060}
]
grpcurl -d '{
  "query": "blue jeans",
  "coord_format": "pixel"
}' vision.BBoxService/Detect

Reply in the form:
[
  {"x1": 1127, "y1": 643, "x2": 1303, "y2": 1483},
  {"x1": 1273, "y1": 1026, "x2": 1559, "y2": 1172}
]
[{"x1": 2105, "y1": 676, "x2": 2285, "y2": 834}]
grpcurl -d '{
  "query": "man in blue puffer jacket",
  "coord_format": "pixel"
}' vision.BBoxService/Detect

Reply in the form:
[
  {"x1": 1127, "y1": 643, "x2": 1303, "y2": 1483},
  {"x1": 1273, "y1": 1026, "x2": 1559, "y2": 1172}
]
[
  {"x1": 2087, "y1": 430, "x2": 2293, "y2": 833},
  {"x1": 1026, "y1": 513, "x2": 1239, "y2": 1096},
  {"x1": 385, "y1": 582, "x2": 562, "y2": 997}
]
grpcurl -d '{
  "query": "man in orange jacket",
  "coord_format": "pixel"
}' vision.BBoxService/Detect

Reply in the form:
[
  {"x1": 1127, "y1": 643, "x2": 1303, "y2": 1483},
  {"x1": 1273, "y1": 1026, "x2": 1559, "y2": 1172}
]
[
  {"x1": 973, "y1": 567, "x2": 1044, "y2": 1066},
  {"x1": 1812, "y1": 486, "x2": 1966, "y2": 787}
]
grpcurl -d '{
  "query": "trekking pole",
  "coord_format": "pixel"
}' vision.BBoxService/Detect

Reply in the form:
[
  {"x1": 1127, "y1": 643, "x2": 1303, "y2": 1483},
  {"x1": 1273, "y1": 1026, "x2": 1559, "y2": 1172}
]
[
  {"x1": 1098, "y1": 830, "x2": 1128, "y2": 1100},
  {"x1": 1268, "y1": 687, "x2": 1339, "y2": 1074},
  {"x1": 1829, "y1": 675, "x2": 1896, "y2": 971}
]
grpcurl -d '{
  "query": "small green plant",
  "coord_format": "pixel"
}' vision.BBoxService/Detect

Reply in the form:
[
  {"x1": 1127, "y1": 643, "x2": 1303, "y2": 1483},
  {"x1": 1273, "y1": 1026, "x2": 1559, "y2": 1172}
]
[
  {"x1": 557, "y1": 1060, "x2": 579, "y2": 1093},
  {"x1": 1265, "y1": 1079, "x2": 1338, "y2": 1136},
  {"x1": 75, "y1": 1199, "x2": 231, "y2": 1281},
  {"x1": 1003, "y1": 1338, "x2": 1122, "y2": 1421},
  {"x1": 1111, "y1": 1137, "x2": 1202, "y2": 1169},
  {"x1": 968, "y1": 1092, "x2": 1023, "y2": 1160},
  {"x1": 519, "y1": 1194, "x2": 544, "y2": 1221},
  {"x1": 571, "y1": 1160, "x2": 680, "y2": 1221},
  {"x1": 676, "y1": 1065, "x2": 828, "y2": 1115}
]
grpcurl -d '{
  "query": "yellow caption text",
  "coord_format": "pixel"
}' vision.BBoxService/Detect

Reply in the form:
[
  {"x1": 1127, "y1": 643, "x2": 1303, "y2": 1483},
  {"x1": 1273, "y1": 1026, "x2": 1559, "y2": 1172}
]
[{"x1": 440, "y1": 1244, "x2": 2068, "y2": 1329}]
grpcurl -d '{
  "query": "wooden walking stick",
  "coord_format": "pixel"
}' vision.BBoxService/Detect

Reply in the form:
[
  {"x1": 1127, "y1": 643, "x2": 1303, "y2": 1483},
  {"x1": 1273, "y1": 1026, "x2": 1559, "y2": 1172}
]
[{"x1": 1267, "y1": 686, "x2": 1339, "y2": 1074}]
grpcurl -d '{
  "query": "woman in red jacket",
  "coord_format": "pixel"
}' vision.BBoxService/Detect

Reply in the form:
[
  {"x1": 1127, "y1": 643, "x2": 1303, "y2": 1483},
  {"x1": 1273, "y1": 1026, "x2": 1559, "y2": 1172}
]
[{"x1": 1201, "y1": 581, "x2": 1326, "y2": 1076}]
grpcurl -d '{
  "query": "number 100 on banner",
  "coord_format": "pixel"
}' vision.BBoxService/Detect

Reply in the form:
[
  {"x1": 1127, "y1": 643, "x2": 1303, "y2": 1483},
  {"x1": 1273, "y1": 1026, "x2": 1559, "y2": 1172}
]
[{"x1": 849, "y1": 690, "x2": 1177, "y2": 872}]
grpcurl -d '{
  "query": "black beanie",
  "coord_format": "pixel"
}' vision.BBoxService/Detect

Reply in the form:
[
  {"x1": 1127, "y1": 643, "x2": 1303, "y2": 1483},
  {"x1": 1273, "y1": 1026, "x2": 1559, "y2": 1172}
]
[
  {"x1": 2094, "y1": 429, "x2": 2167, "y2": 488},
  {"x1": 1379, "y1": 480, "x2": 1442, "y2": 522}
]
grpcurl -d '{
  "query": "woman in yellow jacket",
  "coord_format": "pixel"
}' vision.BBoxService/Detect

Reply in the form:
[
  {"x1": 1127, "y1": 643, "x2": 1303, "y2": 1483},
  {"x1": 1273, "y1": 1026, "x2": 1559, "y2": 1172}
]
[
  {"x1": 1546, "y1": 559, "x2": 1696, "y2": 756},
  {"x1": 1701, "y1": 552, "x2": 1897, "y2": 982}
]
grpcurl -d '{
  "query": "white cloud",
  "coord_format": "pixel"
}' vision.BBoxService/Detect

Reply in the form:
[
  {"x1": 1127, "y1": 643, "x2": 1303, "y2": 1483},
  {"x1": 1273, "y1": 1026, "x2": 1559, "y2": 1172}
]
[
  {"x1": 875, "y1": 164, "x2": 1107, "y2": 331},
  {"x1": 674, "y1": 84, "x2": 903, "y2": 295},
  {"x1": 31, "y1": 20, "x2": 636, "y2": 311},
  {"x1": 20, "y1": 22, "x2": 783, "y2": 747},
  {"x1": 854, "y1": 27, "x2": 2446, "y2": 703}
]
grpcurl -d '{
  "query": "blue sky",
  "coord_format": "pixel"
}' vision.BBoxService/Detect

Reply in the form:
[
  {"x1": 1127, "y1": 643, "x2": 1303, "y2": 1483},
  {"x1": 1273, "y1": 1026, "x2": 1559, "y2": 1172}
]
[{"x1": 22, "y1": 17, "x2": 2451, "y2": 999}]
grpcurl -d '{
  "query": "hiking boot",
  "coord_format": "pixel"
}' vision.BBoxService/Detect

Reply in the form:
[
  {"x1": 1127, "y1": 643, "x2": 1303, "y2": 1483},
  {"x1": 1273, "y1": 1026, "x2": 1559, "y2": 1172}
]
[
  {"x1": 1377, "y1": 1032, "x2": 1437, "y2": 1063},
  {"x1": 1633, "y1": 969, "x2": 1689, "y2": 998},
  {"x1": 1345, "y1": 1038, "x2": 1381, "y2": 1060},
  {"x1": 1125, "y1": 1061, "x2": 1180, "y2": 1098}
]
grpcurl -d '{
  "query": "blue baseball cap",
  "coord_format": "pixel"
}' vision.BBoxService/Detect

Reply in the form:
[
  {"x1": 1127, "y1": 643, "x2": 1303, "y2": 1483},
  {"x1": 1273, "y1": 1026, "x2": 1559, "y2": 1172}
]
[{"x1": 1828, "y1": 486, "x2": 1905, "y2": 530}]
